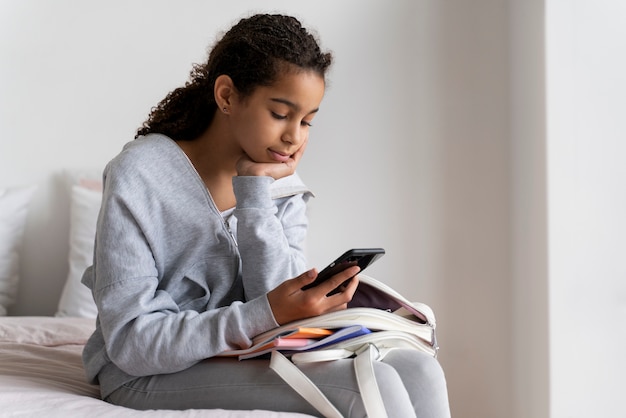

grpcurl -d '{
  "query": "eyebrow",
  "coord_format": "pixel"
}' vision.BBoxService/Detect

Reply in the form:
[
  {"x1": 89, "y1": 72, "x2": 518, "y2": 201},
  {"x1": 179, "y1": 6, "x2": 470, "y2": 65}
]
[{"x1": 270, "y1": 98, "x2": 319, "y2": 115}]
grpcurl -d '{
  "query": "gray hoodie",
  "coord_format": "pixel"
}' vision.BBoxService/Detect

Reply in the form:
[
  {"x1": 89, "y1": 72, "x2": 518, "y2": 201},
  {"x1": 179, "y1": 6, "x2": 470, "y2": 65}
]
[{"x1": 81, "y1": 134, "x2": 312, "y2": 399}]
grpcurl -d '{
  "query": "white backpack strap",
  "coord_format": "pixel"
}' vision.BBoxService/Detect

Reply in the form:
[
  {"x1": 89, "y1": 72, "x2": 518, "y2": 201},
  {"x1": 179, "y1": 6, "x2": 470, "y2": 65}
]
[
  {"x1": 272, "y1": 345, "x2": 390, "y2": 418},
  {"x1": 269, "y1": 351, "x2": 343, "y2": 418},
  {"x1": 354, "y1": 344, "x2": 389, "y2": 418},
  {"x1": 291, "y1": 348, "x2": 353, "y2": 364}
]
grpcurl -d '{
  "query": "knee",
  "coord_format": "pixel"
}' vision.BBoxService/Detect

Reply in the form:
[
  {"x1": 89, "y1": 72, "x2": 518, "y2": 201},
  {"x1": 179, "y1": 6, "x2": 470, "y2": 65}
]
[
  {"x1": 388, "y1": 350, "x2": 447, "y2": 384},
  {"x1": 371, "y1": 362, "x2": 416, "y2": 415},
  {"x1": 414, "y1": 352, "x2": 447, "y2": 382},
  {"x1": 372, "y1": 360, "x2": 405, "y2": 386}
]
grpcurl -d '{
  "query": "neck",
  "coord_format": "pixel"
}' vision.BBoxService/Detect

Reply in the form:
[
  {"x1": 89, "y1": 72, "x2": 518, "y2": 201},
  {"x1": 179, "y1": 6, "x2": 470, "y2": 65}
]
[
  {"x1": 176, "y1": 113, "x2": 240, "y2": 211},
  {"x1": 177, "y1": 113, "x2": 240, "y2": 181}
]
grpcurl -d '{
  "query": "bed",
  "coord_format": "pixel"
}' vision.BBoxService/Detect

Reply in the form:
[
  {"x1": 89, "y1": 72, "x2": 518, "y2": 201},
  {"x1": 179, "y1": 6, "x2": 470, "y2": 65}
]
[{"x1": 0, "y1": 174, "x2": 315, "y2": 417}]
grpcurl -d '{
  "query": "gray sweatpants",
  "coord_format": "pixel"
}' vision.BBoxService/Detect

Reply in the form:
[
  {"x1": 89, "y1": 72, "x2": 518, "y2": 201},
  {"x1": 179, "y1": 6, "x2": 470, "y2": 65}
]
[{"x1": 106, "y1": 349, "x2": 451, "y2": 418}]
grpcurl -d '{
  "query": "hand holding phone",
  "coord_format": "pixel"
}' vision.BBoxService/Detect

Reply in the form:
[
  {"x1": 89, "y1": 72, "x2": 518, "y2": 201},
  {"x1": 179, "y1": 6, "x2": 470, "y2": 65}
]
[{"x1": 302, "y1": 248, "x2": 385, "y2": 295}]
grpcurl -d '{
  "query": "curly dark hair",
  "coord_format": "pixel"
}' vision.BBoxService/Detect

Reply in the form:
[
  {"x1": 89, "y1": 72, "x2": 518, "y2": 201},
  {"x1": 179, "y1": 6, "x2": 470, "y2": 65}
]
[{"x1": 135, "y1": 14, "x2": 333, "y2": 141}]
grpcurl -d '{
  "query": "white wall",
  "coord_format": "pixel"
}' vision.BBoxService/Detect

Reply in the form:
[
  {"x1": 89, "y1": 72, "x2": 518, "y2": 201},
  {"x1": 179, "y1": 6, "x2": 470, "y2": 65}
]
[
  {"x1": 423, "y1": 2, "x2": 515, "y2": 417},
  {"x1": 547, "y1": 1, "x2": 626, "y2": 417}
]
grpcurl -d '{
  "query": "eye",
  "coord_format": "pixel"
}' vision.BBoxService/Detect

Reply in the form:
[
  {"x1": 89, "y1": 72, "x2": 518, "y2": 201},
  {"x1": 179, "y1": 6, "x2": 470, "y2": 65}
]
[
  {"x1": 301, "y1": 120, "x2": 313, "y2": 127},
  {"x1": 271, "y1": 111, "x2": 287, "y2": 120}
]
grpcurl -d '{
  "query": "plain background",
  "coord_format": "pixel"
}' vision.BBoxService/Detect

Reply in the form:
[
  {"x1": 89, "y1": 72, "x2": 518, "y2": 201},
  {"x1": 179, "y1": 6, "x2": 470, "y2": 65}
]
[{"x1": 1, "y1": 1, "x2": 624, "y2": 417}]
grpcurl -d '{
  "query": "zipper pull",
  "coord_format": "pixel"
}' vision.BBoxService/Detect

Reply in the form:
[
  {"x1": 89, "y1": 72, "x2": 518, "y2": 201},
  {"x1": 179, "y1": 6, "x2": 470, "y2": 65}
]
[{"x1": 225, "y1": 220, "x2": 238, "y2": 246}]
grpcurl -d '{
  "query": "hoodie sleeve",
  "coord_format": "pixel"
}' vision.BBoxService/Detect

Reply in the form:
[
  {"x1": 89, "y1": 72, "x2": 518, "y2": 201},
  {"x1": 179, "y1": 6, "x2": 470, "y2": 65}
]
[{"x1": 232, "y1": 175, "x2": 310, "y2": 300}]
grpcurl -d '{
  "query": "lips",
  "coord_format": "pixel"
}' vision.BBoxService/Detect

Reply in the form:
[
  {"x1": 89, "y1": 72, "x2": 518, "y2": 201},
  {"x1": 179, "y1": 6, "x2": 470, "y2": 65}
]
[{"x1": 268, "y1": 149, "x2": 291, "y2": 162}]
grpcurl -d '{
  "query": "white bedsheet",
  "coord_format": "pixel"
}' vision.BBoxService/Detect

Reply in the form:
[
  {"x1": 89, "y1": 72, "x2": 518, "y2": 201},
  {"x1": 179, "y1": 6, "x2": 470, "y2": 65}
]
[{"x1": 0, "y1": 317, "x2": 314, "y2": 418}]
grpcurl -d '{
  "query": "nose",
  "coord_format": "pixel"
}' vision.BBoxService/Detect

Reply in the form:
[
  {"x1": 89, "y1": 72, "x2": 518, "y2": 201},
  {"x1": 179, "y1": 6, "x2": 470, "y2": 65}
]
[{"x1": 282, "y1": 122, "x2": 305, "y2": 146}]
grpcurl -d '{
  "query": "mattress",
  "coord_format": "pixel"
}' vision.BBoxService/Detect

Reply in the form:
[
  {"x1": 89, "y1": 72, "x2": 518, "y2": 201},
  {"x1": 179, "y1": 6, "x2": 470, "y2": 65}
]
[{"x1": 0, "y1": 316, "x2": 313, "y2": 418}]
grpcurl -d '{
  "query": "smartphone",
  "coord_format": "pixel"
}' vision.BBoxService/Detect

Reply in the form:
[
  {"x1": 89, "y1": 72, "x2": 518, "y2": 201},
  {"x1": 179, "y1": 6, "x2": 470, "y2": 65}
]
[{"x1": 302, "y1": 248, "x2": 385, "y2": 295}]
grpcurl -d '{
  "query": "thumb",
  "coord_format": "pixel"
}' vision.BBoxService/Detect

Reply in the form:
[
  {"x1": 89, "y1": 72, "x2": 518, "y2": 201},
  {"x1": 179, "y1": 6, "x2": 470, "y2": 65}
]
[{"x1": 299, "y1": 268, "x2": 317, "y2": 286}]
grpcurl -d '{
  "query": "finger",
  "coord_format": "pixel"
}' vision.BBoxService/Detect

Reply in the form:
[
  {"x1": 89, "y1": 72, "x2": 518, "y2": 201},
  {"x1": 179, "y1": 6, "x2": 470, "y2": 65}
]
[
  {"x1": 235, "y1": 154, "x2": 256, "y2": 175},
  {"x1": 263, "y1": 162, "x2": 295, "y2": 180},
  {"x1": 294, "y1": 268, "x2": 318, "y2": 288},
  {"x1": 340, "y1": 274, "x2": 360, "y2": 296},
  {"x1": 290, "y1": 140, "x2": 308, "y2": 164},
  {"x1": 317, "y1": 266, "x2": 360, "y2": 295}
]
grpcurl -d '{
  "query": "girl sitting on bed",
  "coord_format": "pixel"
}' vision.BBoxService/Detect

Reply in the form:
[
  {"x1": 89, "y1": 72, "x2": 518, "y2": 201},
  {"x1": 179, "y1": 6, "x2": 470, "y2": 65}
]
[{"x1": 81, "y1": 13, "x2": 451, "y2": 418}]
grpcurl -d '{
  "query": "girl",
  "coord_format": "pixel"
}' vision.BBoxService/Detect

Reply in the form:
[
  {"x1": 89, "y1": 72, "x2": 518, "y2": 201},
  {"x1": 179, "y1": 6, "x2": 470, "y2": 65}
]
[{"x1": 82, "y1": 13, "x2": 451, "y2": 418}]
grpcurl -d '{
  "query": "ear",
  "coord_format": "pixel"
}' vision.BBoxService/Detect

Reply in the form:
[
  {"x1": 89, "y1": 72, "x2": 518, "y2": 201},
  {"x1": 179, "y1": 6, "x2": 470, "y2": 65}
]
[{"x1": 214, "y1": 75, "x2": 236, "y2": 113}]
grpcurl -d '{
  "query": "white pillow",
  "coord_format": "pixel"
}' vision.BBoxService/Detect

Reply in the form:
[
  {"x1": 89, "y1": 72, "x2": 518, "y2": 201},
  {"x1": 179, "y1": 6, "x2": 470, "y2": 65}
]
[
  {"x1": 56, "y1": 185, "x2": 101, "y2": 318},
  {"x1": 0, "y1": 185, "x2": 36, "y2": 316}
]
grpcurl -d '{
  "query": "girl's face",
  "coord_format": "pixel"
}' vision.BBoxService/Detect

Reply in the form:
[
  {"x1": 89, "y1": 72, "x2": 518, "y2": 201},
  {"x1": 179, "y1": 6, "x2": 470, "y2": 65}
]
[{"x1": 229, "y1": 70, "x2": 326, "y2": 164}]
